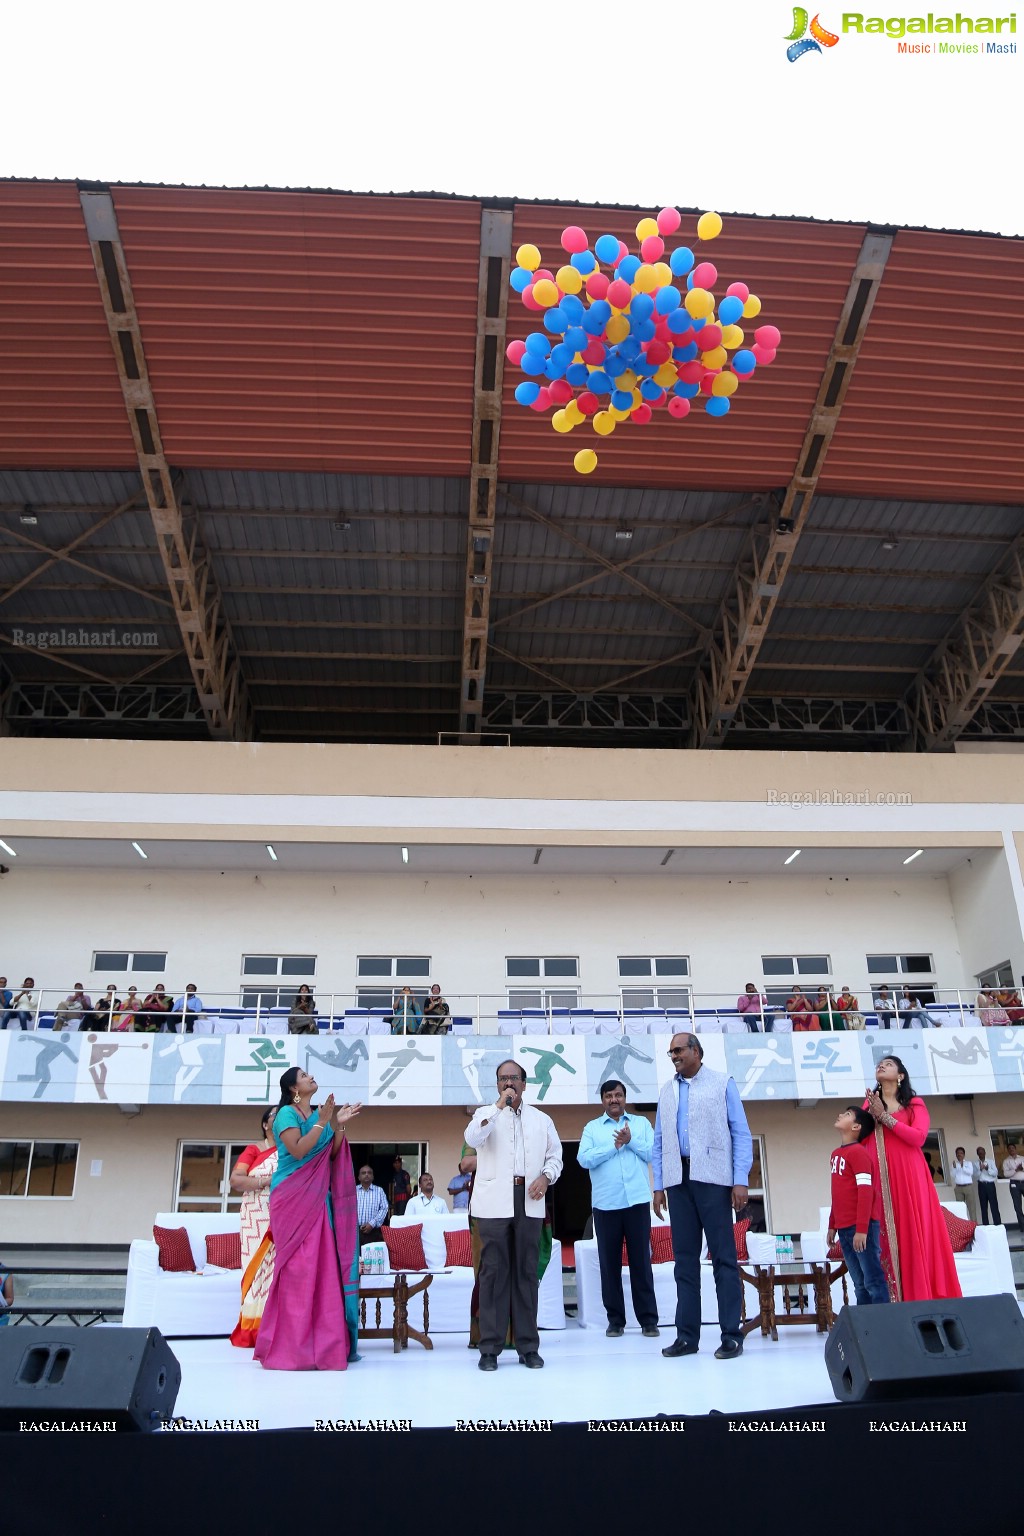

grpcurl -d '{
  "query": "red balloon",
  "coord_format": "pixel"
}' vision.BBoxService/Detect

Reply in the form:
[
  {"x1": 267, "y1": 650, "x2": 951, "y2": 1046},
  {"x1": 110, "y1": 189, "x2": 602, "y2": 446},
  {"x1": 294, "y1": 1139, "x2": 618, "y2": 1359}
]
[
  {"x1": 617, "y1": 240, "x2": 629, "y2": 264},
  {"x1": 692, "y1": 261, "x2": 718, "y2": 289},
  {"x1": 529, "y1": 387, "x2": 552, "y2": 411},
  {"x1": 607, "y1": 278, "x2": 632, "y2": 308},
  {"x1": 535, "y1": 269, "x2": 555, "y2": 283},
  {"x1": 668, "y1": 396, "x2": 690, "y2": 419},
  {"x1": 646, "y1": 340, "x2": 671, "y2": 366},
  {"x1": 586, "y1": 272, "x2": 610, "y2": 300},
  {"x1": 678, "y1": 360, "x2": 703, "y2": 383},
  {"x1": 725, "y1": 281, "x2": 749, "y2": 301},
  {"x1": 700, "y1": 371, "x2": 719, "y2": 395},
  {"x1": 654, "y1": 319, "x2": 671, "y2": 341},
  {"x1": 548, "y1": 379, "x2": 573, "y2": 404},
  {"x1": 698, "y1": 324, "x2": 722, "y2": 352},
  {"x1": 506, "y1": 340, "x2": 527, "y2": 365},
  {"x1": 577, "y1": 391, "x2": 600, "y2": 415},
  {"x1": 751, "y1": 345, "x2": 777, "y2": 365},
  {"x1": 561, "y1": 225, "x2": 589, "y2": 254},
  {"x1": 640, "y1": 234, "x2": 665, "y2": 262},
  {"x1": 648, "y1": 389, "x2": 667, "y2": 408},
  {"x1": 755, "y1": 325, "x2": 782, "y2": 350},
  {"x1": 521, "y1": 285, "x2": 543, "y2": 311},
  {"x1": 582, "y1": 338, "x2": 606, "y2": 364},
  {"x1": 631, "y1": 403, "x2": 652, "y2": 425}
]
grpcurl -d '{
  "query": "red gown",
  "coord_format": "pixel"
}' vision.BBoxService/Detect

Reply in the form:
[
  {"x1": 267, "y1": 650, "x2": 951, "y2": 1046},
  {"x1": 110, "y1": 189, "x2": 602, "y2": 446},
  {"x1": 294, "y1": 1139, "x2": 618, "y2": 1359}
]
[{"x1": 863, "y1": 1096, "x2": 961, "y2": 1302}]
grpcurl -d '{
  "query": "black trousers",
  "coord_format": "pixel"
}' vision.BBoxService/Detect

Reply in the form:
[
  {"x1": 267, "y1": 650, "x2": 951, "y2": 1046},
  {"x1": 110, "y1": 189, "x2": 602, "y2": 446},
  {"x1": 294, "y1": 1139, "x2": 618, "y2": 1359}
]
[
  {"x1": 475, "y1": 1184, "x2": 542, "y2": 1356},
  {"x1": 358, "y1": 1226, "x2": 383, "y2": 1250},
  {"x1": 978, "y1": 1182, "x2": 1000, "y2": 1224},
  {"x1": 667, "y1": 1167, "x2": 742, "y2": 1347},
  {"x1": 593, "y1": 1202, "x2": 658, "y2": 1329},
  {"x1": 1009, "y1": 1182, "x2": 1024, "y2": 1232}
]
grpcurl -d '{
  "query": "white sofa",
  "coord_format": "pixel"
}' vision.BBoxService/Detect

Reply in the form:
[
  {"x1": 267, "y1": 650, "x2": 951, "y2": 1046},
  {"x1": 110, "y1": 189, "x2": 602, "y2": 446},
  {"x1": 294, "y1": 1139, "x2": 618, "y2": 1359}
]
[
  {"x1": 123, "y1": 1212, "x2": 243, "y2": 1335},
  {"x1": 800, "y1": 1201, "x2": 1016, "y2": 1311},
  {"x1": 573, "y1": 1210, "x2": 777, "y2": 1328},
  {"x1": 385, "y1": 1213, "x2": 566, "y2": 1333}
]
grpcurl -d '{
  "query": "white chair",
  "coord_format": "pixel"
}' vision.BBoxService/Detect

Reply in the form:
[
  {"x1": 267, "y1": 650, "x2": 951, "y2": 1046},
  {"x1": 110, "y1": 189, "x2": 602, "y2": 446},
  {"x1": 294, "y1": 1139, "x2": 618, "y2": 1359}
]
[
  {"x1": 123, "y1": 1211, "x2": 242, "y2": 1335},
  {"x1": 366, "y1": 1016, "x2": 391, "y2": 1036},
  {"x1": 569, "y1": 1012, "x2": 598, "y2": 1035}
]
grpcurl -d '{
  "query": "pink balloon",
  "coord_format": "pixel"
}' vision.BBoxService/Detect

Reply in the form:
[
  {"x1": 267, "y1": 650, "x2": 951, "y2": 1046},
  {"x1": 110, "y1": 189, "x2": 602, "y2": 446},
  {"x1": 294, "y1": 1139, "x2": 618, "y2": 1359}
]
[
  {"x1": 586, "y1": 272, "x2": 610, "y2": 300},
  {"x1": 506, "y1": 340, "x2": 527, "y2": 365},
  {"x1": 561, "y1": 225, "x2": 589, "y2": 254},
  {"x1": 697, "y1": 324, "x2": 722, "y2": 352},
  {"x1": 657, "y1": 206, "x2": 682, "y2": 236},
  {"x1": 529, "y1": 387, "x2": 552, "y2": 411},
  {"x1": 582, "y1": 338, "x2": 606, "y2": 364},
  {"x1": 617, "y1": 240, "x2": 629, "y2": 264},
  {"x1": 678, "y1": 360, "x2": 703, "y2": 383},
  {"x1": 751, "y1": 345, "x2": 777, "y2": 365},
  {"x1": 607, "y1": 278, "x2": 632, "y2": 309},
  {"x1": 521, "y1": 284, "x2": 542, "y2": 311},
  {"x1": 640, "y1": 234, "x2": 665, "y2": 263},
  {"x1": 668, "y1": 396, "x2": 690, "y2": 418},
  {"x1": 692, "y1": 262, "x2": 718, "y2": 289},
  {"x1": 631, "y1": 403, "x2": 652, "y2": 425},
  {"x1": 725, "y1": 281, "x2": 749, "y2": 302},
  {"x1": 755, "y1": 325, "x2": 782, "y2": 349},
  {"x1": 535, "y1": 268, "x2": 555, "y2": 283},
  {"x1": 548, "y1": 379, "x2": 573, "y2": 404},
  {"x1": 646, "y1": 340, "x2": 671, "y2": 366},
  {"x1": 648, "y1": 389, "x2": 667, "y2": 408}
]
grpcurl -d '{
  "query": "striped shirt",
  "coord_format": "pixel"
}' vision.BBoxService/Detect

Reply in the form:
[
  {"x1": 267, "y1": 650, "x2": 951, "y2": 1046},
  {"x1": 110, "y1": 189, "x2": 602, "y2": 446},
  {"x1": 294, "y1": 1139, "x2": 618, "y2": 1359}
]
[{"x1": 356, "y1": 1184, "x2": 389, "y2": 1228}]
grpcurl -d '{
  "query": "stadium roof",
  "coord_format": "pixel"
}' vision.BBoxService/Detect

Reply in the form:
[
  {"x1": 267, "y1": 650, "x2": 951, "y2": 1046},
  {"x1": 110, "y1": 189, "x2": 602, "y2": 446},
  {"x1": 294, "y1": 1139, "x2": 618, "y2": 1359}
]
[{"x1": 1, "y1": 179, "x2": 1022, "y2": 750}]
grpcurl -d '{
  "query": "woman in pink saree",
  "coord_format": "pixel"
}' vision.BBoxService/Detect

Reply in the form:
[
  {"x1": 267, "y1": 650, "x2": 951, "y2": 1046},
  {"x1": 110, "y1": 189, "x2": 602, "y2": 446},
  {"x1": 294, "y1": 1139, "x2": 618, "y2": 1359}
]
[{"x1": 255, "y1": 1068, "x2": 363, "y2": 1371}]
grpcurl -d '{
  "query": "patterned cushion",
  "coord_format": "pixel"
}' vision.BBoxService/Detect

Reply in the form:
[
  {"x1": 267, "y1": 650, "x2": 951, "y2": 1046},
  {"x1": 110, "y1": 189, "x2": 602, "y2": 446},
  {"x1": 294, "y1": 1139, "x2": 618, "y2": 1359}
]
[
  {"x1": 205, "y1": 1232, "x2": 242, "y2": 1270},
  {"x1": 153, "y1": 1224, "x2": 196, "y2": 1273},
  {"x1": 732, "y1": 1219, "x2": 750, "y2": 1261},
  {"x1": 443, "y1": 1228, "x2": 473, "y2": 1267},
  {"x1": 827, "y1": 1239, "x2": 843, "y2": 1260},
  {"x1": 942, "y1": 1205, "x2": 977, "y2": 1253},
  {"x1": 650, "y1": 1225, "x2": 674, "y2": 1264},
  {"x1": 382, "y1": 1223, "x2": 428, "y2": 1271}
]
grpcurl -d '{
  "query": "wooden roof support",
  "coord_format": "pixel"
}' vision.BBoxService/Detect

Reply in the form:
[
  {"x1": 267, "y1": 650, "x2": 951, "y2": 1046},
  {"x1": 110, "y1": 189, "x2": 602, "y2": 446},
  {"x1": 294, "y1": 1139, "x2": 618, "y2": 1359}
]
[
  {"x1": 905, "y1": 524, "x2": 1024, "y2": 750},
  {"x1": 688, "y1": 228, "x2": 894, "y2": 748},
  {"x1": 459, "y1": 207, "x2": 514, "y2": 737},
  {"x1": 78, "y1": 189, "x2": 254, "y2": 741}
]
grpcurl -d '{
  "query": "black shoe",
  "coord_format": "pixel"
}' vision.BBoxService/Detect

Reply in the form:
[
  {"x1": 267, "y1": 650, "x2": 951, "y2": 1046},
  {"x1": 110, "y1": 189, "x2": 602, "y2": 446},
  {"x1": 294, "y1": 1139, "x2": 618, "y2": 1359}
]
[
  {"x1": 605, "y1": 1325, "x2": 625, "y2": 1338},
  {"x1": 641, "y1": 1326, "x2": 661, "y2": 1338},
  {"x1": 662, "y1": 1339, "x2": 699, "y2": 1358},
  {"x1": 478, "y1": 1354, "x2": 498, "y2": 1372},
  {"x1": 518, "y1": 1351, "x2": 544, "y2": 1369},
  {"x1": 714, "y1": 1338, "x2": 743, "y2": 1360}
]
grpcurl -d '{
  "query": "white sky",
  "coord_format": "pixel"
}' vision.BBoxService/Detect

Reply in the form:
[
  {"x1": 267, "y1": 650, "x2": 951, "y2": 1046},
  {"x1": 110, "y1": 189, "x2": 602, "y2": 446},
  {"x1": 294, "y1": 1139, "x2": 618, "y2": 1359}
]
[{"x1": 3, "y1": 1, "x2": 1022, "y2": 234}]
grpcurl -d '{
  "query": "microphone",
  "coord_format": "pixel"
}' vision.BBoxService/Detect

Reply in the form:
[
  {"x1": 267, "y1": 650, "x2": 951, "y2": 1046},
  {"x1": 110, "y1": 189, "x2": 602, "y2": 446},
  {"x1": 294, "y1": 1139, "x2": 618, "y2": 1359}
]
[{"x1": 504, "y1": 1092, "x2": 515, "y2": 1108}]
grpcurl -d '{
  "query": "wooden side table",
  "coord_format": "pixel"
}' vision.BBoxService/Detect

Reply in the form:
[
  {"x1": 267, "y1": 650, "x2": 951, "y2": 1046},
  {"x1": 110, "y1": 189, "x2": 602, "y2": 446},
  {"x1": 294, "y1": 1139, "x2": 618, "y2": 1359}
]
[
  {"x1": 358, "y1": 1273, "x2": 434, "y2": 1352},
  {"x1": 740, "y1": 1261, "x2": 847, "y2": 1341}
]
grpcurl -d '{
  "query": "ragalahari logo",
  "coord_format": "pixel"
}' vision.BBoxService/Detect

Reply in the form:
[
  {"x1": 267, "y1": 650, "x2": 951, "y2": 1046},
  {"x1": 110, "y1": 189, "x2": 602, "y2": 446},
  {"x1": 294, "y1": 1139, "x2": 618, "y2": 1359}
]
[{"x1": 785, "y1": 8, "x2": 841, "y2": 58}]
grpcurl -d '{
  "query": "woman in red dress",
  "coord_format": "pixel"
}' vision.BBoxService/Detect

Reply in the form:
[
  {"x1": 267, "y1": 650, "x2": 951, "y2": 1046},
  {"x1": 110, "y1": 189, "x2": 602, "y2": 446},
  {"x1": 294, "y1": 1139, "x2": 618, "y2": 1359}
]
[{"x1": 863, "y1": 1055, "x2": 960, "y2": 1302}]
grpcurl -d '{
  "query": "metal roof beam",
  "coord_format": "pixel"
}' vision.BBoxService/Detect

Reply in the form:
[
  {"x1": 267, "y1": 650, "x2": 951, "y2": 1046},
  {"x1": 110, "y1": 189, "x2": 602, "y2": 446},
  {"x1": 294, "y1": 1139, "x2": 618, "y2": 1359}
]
[
  {"x1": 904, "y1": 523, "x2": 1024, "y2": 750},
  {"x1": 79, "y1": 189, "x2": 253, "y2": 741},
  {"x1": 3, "y1": 680, "x2": 207, "y2": 726},
  {"x1": 459, "y1": 206, "x2": 514, "y2": 736},
  {"x1": 688, "y1": 229, "x2": 895, "y2": 748}
]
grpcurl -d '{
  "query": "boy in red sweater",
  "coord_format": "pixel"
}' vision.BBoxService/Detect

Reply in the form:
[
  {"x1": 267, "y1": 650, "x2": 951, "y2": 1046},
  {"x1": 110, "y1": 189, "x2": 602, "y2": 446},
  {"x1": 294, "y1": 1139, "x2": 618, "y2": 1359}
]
[{"x1": 827, "y1": 1106, "x2": 890, "y2": 1305}]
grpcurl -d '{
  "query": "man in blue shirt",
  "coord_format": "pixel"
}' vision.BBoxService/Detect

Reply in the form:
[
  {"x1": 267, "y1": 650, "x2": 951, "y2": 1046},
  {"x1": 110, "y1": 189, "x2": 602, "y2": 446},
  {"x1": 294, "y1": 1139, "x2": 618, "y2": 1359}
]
[
  {"x1": 578, "y1": 1079, "x2": 660, "y2": 1339},
  {"x1": 653, "y1": 1033, "x2": 752, "y2": 1360}
]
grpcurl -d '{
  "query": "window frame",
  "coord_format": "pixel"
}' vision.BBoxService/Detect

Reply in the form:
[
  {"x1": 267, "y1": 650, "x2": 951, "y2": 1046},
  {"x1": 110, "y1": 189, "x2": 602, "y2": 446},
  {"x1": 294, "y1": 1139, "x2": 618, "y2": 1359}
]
[
  {"x1": 174, "y1": 1140, "x2": 255, "y2": 1214},
  {"x1": 0, "y1": 1139, "x2": 80, "y2": 1200},
  {"x1": 91, "y1": 949, "x2": 168, "y2": 974}
]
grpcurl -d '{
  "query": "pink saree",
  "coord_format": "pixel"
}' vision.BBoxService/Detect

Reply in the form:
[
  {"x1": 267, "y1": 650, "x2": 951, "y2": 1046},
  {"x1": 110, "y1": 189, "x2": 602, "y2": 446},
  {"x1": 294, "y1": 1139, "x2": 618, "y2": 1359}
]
[{"x1": 254, "y1": 1134, "x2": 359, "y2": 1371}]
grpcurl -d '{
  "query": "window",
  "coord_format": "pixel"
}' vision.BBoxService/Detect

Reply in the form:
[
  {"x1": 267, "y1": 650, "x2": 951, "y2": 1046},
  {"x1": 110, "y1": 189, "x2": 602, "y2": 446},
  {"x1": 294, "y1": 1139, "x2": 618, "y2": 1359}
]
[
  {"x1": 355, "y1": 957, "x2": 431, "y2": 1011},
  {"x1": 867, "y1": 953, "x2": 934, "y2": 976},
  {"x1": 175, "y1": 1142, "x2": 252, "y2": 1213},
  {"x1": 761, "y1": 955, "x2": 832, "y2": 1010},
  {"x1": 0, "y1": 1141, "x2": 78, "y2": 1198},
  {"x1": 922, "y1": 1129, "x2": 949, "y2": 1187},
  {"x1": 988, "y1": 1126, "x2": 1024, "y2": 1175},
  {"x1": 92, "y1": 950, "x2": 167, "y2": 973},
  {"x1": 978, "y1": 962, "x2": 1015, "y2": 990},
  {"x1": 506, "y1": 956, "x2": 580, "y2": 1011},
  {"x1": 618, "y1": 956, "x2": 691, "y2": 1012},
  {"x1": 241, "y1": 955, "x2": 317, "y2": 1009},
  {"x1": 745, "y1": 1135, "x2": 770, "y2": 1233}
]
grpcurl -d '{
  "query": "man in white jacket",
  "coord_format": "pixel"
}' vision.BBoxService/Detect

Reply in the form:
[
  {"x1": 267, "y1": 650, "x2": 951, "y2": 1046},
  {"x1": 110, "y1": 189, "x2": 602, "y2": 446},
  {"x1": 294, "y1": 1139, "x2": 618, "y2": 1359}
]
[{"x1": 464, "y1": 1058, "x2": 562, "y2": 1373}]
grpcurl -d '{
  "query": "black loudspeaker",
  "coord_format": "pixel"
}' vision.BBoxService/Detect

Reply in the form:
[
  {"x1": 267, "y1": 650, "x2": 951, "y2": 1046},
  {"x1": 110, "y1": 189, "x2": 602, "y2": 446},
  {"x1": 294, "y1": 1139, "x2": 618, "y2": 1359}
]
[
  {"x1": 0, "y1": 1326, "x2": 180, "y2": 1431},
  {"x1": 826, "y1": 1294, "x2": 1024, "y2": 1402}
]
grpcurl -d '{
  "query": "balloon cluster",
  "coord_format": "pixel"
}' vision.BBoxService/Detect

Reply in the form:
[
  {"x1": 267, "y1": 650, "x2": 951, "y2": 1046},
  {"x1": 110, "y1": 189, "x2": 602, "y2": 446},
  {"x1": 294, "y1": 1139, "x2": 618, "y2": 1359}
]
[{"x1": 507, "y1": 209, "x2": 781, "y2": 474}]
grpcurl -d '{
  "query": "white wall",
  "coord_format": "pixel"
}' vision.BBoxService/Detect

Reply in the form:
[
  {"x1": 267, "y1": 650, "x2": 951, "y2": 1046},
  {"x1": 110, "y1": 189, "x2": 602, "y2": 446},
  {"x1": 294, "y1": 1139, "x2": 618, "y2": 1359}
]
[{"x1": 949, "y1": 850, "x2": 1024, "y2": 987}]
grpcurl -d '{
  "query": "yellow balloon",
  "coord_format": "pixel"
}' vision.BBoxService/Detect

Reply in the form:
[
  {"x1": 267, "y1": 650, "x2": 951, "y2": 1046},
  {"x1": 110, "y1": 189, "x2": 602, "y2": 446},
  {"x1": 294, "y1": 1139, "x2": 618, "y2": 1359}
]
[
  {"x1": 712, "y1": 372, "x2": 739, "y2": 397},
  {"x1": 593, "y1": 411, "x2": 616, "y2": 436},
  {"x1": 617, "y1": 369, "x2": 638, "y2": 391},
  {"x1": 636, "y1": 217, "x2": 659, "y2": 241},
  {"x1": 743, "y1": 294, "x2": 762, "y2": 319},
  {"x1": 720, "y1": 324, "x2": 744, "y2": 349},
  {"x1": 701, "y1": 345, "x2": 727, "y2": 369},
  {"x1": 532, "y1": 278, "x2": 559, "y2": 308},
  {"x1": 565, "y1": 399, "x2": 585, "y2": 425},
  {"x1": 606, "y1": 314, "x2": 630, "y2": 344},
  {"x1": 697, "y1": 211, "x2": 723, "y2": 241},
  {"x1": 654, "y1": 363, "x2": 678, "y2": 388},
  {"x1": 634, "y1": 265, "x2": 658, "y2": 294},
  {"x1": 574, "y1": 448, "x2": 598, "y2": 475},
  {"x1": 652, "y1": 262, "x2": 672, "y2": 289},
  {"x1": 684, "y1": 287, "x2": 715, "y2": 319},
  {"x1": 516, "y1": 243, "x2": 541, "y2": 271},
  {"x1": 630, "y1": 388, "x2": 643, "y2": 408},
  {"x1": 609, "y1": 402, "x2": 631, "y2": 421},
  {"x1": 556, "y1": 264, "x2": 583, "y2": 295},
  {"x1": 552, "y1": 409, "x2": 573, "y2": 433}
]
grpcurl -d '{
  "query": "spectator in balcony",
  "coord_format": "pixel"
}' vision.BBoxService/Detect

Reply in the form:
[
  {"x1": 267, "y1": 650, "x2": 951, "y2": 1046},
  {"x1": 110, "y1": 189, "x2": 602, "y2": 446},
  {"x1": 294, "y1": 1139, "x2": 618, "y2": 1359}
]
[
  {"x1": 816, "y1": 988, "x2": 844, "y2": 1031},
  {"x1": 0, "y1": 978, "x2": 10, "y2": 1010},
  {"x1": 997, "y1": 987, "x2": 1024, "y2": 1022},
  {"x1": 1002, "y1": 1142, "x2": 1024, "y2": 1235},
  {"x1": 836, "y1": 986, "x2": 865, "y2": 1030},
  {"x1": 899, "y1": 988, "x2": 941, "y2": 1028},
  {"x1": 389, "y1": 986, "x2": 422, "y2": 1035},
  {"x1": 288, "y1": 984, "x2": 319, "y2": 1035},
  {"x1": 421, "y1": 983, "x2": 451, "y2": 1035},
  {"x1": 736, "y1": 983, "x2": 769, "y2": 1033},
  {"x1": 91, "y1": 984, "x2": 120, "y2": 1031},
  {"x1": 54, "y1": 983, "x2": 93, "y2": 1029},
  {"x1": 785, "y1": 988, "x2": 819, "y2": 1031},
  {"x1": 406, "y1": 1172, "x2": 448, "y2": 1215},
  {"x1": 976, "y1": 989, "x2": 1011, "y2": 1028},
  {"x1": 140, "y1": 984, "x2": 174, "y2": 1032},
  {"x1": 115, "y1": 986, "x2": 143, "y2": 1031},
  {"x1": 2, "y1": 977, "x2": 37, "y2": 1030},
  {"x1": 872, "y1": 985, "x2": 897, "y2": 1028},
  {"x1": 172, "y1": 983, "x2": 204, "y2": 1033},
  {"x1": 976, "y1": 1146, "x2": 1000, "y2": 1225}
]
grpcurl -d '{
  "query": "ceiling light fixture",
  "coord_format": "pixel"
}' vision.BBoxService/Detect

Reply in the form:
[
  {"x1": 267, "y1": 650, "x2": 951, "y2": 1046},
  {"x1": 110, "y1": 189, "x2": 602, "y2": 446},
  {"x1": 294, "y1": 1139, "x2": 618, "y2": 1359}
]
[
  {"x1": 903, "y1": 849, "x2": 923, "y2": 865},
  {"x1": 19, "y1": 504, "x2": 37, "y2": 526},
  {"x1": 266, "y1": 844, "x2": 278, "y2": 861},
  {"x1": 784, "y1": 849, "x2": 801, "y2": 865},
  {"x1": 131, "y1": 841, "x2": 148, "y2": 860},
  {"x1": 332, "y1": 520, "x2": 351, "y2": 533},
  {"x1": 614, "y1": 527, "x2": 634, "y2": 541},
  {"x1": 0, "y1": 838, "x2": 16, "y2": 858},
  {"x1": 401, "y1": 847, "x2": 409, "y2": 864},
  {"x1": 881, "y1": 538, "x2": 899, "y2": 551},
  {"x1": 776, "y1": 516, "x2": 795, "y2": 535},
  {"x1": 470, "y1": 574, "x2": 488, "y2": 587}
]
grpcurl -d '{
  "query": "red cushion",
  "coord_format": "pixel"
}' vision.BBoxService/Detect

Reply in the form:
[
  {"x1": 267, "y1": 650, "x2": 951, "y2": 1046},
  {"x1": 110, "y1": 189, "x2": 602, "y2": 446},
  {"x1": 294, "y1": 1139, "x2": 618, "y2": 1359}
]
[
  {"x1": 827, "y1": 1239, "x2": 843, "y2": 1260},
  {"x1": 153, "y1": 1225, "x2": 196, "y2": 1273},
  {"x1": 942, "y1": 1205, "x2": 977, "y2": 1254},
  {"x1": 650, "y1": 1225, "x2": 674, "y2": 1264},
  {"x1": 382, "y1": 1224, "x2": 428, "y2": 1271},
  {"x1": 205, "y1": 1232, "x2": 242, "y2": 1270},
  {"x1": 443, "y1": 1228, "x2": 473, "y2": 1267},
  {"x1": 732, "y1": 1219, "x2": 750, "y2": 1262}
]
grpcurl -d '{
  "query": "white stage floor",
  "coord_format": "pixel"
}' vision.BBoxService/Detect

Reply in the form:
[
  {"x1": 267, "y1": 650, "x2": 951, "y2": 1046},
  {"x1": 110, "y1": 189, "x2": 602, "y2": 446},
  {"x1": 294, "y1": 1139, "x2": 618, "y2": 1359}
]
[{"x1": 167, "y1": 1323, "x2": 838, "y2": 1430}]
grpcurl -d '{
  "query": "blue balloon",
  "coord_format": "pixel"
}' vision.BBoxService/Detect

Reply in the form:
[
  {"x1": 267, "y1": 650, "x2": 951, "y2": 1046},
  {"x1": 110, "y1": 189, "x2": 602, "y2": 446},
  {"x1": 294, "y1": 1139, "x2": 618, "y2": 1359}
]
[
  {"x1": 582, "y1": 310, "x2": 605, "y2": 337},
  {"x1": 612, "y1": 389, "x2": 634, "y2": 411},
  {"x1": 634, "y1": 359, "x2": 658, "y2": 378},
  {"x1": 719, "y1": 295, "x2": 744, "y2": 326},
  {"x1": 570, "y1": 249, "x2": 596, "y2": 274},
  {"x1": 655, "y1": 285, "x2": 681, "y2": 314},
  {"x1": 550, "y1": 342, "x2": 574, "y2": 368},
  {"x1": 618, "y1": 336, "x2": 641, "y2": 361},
  {"x1": 588, "y1": 370, "x2": 612, "y2": 394},
  {"x1": 525, "y1": 331, "x2": 550, "y2": 356},
  {"x1": 565, "y1": 326, "x2": 587, "y2": 353},
  {"x1": 544, "y1": 358, "x2": 566, "y2": 379},
  {"x1": 510, "y1": 268, "x2": 533, "y2": 293},
  {"x1": 686, "y1": 271, "x2": 695, "y2": 289},
  {"x1": 640, "y1": 379, "x2": 663, "y2": 402},
  {"x1": 514, "y1": 381, "x2": 540, "y2": 405},
  {"x1": 667, "y1": 310, "x2": 693, "y2": 335},
  {"x1": 631, "y1": 320, "x2": 656, "y2": 343},
  {"x1": 617, "y1": 254, "x2": 642, "y2": 282},
  {"x1": 732, "y1": 349, "x2": 757, "y2": 374},
  {"x1": 560, "y1": 294, "x2": 586, "y2": 324},
  {"x1": 674, "y1": 380, "x2": 700, "y2": 398},
  {"x1": 544, "y1": 306, "x2": 567, "y2": 334},
  {"x1": 690, "y1": 315, "x2": 706, "y2": 332},
  {"x1": 594, "y1": 233, "x2": 621, "y2": 264},
  {"x1": 669, "y1": 246, "x2": 694, "y2": 276},
  {"x1": 520, "y1": 353, "x2": 547, "y2": 376},
  {"x1": 673, "y1": 342, "x2": 699, "y2": 361},
  {"x1": 566, "y1": 362, "x2": 589, "y2": 386},
  {"x1": 630, "y1": 293, "x2": 655, "y2": 321},
  {"x1": 706, "y1": 396, "x2": 730, "y2": 417},
  {"x1": 588, "y1": 299, "x2": 612, "y2": 327}
]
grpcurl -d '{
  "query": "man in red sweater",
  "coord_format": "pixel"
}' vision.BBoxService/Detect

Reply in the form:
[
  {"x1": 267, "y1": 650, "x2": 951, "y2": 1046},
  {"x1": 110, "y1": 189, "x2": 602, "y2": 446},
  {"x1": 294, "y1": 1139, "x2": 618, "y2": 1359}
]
[{"x1": 827, "y1": 1106, "x2": 890, "y2": 1305}]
